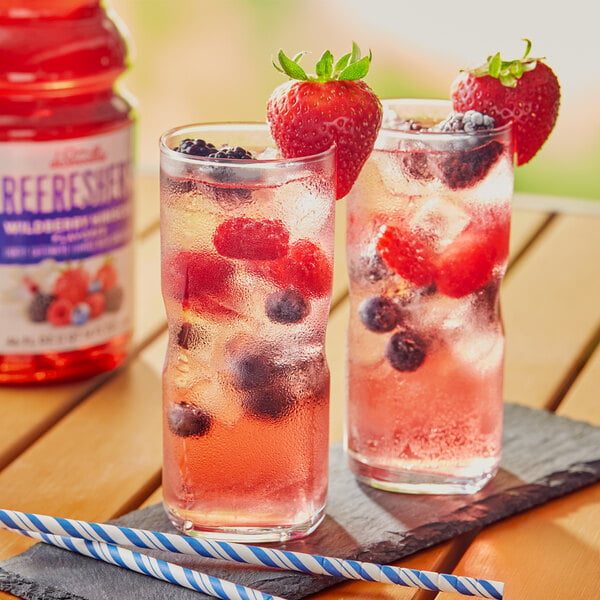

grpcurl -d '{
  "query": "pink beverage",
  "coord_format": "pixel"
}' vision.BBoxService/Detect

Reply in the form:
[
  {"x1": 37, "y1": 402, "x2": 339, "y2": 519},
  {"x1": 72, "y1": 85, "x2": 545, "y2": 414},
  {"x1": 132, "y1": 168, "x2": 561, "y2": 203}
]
[
  {"x1": 159, "y1": 124, "x2": 335, "y2": 541},
  {"x1": 346, "y1": 100, "x2": 513, "y2": 494}
]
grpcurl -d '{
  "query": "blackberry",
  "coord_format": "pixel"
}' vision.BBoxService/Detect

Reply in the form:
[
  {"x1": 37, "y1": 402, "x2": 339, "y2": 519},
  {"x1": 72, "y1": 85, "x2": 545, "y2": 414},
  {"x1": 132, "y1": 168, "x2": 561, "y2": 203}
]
[
  {"x1": 176, "y1": 322, "x2": 206, "y2": 350},
  {"x1": 104, "y1": 286, "x2": 124, "y2": 312},
  {"x1": 436, "y1": 110, "x2": 495, "y2": 133},
  {"x1": 283, "y1": 353, "x2": 329, "y2": 404},
  {"x1": 173, "y1": 138, "x2": 217, "y2": 156},
  {"x1": 27, "y1": 293, "x2": 54, "y2": 322},
  {"x1": 167, "y1": 402, "x2": 213, "y2": 438},
  {"x1": 353, "y1": 251, "x2": 392, "y2": 283},
  {"x1": 265, "y1": 288, "x2": 310, "y2": 324},
  {"x1": 434, "y1": 140, "x2": 504, "y2": 190},
  {"x1": 358, "y1": 295, "x2": 402, "y2": 333},
  {"x1": 230, "y1": 353, "x2": 275, "y2": 390},
  {"x1": 401, "y1": 151, "x2": 432, "y2": 182},
  {"x1": 208, "y1": 146, "x2": 254, "y2": 160},
  {"x1": 385, "y1": 329, "x2": 427, "y2": 372},
  {"x1": 242, "y1": 387, "x2": 294, "y2": 421}
]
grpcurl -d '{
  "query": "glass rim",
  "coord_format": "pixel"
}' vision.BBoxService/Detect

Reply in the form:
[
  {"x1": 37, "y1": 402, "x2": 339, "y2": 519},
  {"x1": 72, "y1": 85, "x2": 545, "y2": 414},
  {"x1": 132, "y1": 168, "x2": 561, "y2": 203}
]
[
  {"x1": 378, "y1": 98, "x2": 513, "y2": 138},
  {"x1": 159, "y1": 121, "x2": 336, "y2": 169}
]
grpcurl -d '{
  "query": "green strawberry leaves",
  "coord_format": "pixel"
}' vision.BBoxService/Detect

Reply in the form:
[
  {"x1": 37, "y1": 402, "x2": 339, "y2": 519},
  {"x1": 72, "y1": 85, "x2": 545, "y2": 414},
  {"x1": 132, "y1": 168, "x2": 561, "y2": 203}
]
[
  {"x1": 274, "y1": 41, "x2": 372, "y2": 82},
  {"x1": 469, "y1": 38, "x2": 542, "y2": 88}
]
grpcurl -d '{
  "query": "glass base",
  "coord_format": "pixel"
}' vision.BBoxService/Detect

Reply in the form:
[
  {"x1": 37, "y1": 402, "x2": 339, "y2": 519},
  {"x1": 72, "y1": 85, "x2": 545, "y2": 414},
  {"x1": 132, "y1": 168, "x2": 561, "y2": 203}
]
[
  {"x1": 348, "y1": 452, "x2": 498, "y2": 495},
  {"x1": 164, "y1": 502, "x2": 326, "y2": 543}
]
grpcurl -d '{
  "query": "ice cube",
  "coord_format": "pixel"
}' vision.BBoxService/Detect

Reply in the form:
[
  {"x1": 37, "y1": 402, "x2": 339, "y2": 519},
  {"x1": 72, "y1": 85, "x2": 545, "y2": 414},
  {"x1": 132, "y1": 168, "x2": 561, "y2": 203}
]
[{"x1": 408, "y1": 197, "x2": 471, "y2": 252}]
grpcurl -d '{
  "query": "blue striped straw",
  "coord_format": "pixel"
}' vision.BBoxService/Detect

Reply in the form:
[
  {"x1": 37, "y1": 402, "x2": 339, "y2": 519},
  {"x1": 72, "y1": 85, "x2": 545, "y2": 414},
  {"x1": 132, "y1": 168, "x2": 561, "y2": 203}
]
[
  {"x1": 8, "y1": 526, "x2": 285, "y2": 600},
  {"x1": 0, "y1": 508, "x2": 504, "y2": 599}
]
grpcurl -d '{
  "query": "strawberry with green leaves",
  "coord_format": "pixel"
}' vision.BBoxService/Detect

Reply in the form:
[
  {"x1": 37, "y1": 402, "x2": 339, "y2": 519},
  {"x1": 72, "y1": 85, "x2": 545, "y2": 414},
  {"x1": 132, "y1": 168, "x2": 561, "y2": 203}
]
[
  {"x1": 267, "y1": 42, "x2": 382, "y2": 199},
  {"x1": 451, "y1": 39, "x2": 560, "y2": 165}
]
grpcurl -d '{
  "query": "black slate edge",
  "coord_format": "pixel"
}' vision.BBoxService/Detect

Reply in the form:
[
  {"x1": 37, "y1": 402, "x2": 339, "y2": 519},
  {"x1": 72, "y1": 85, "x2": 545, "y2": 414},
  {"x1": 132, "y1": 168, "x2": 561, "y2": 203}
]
[{"x1": 0, "y1": 567, "x2": 84, "y2": 600}]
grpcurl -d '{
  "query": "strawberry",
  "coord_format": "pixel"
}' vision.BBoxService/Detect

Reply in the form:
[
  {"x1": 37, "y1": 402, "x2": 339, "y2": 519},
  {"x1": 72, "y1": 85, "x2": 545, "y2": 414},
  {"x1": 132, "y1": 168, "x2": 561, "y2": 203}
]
[
  {"x1": 96, "y1": 260, "x2": 118, "y2": 291},
  {"x1": 450, "y1": 39, "x2": 560, "y2": 166},
  {"x1": 267, "y1": 42, "x2": 382, "y2": 199}
]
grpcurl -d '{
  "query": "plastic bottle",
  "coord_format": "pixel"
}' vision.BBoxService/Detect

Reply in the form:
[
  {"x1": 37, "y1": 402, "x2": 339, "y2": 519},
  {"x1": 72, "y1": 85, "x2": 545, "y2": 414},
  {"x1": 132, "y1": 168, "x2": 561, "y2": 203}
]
[{"x1": 0, "y1": 0, "x2": 135, "y2": 384}]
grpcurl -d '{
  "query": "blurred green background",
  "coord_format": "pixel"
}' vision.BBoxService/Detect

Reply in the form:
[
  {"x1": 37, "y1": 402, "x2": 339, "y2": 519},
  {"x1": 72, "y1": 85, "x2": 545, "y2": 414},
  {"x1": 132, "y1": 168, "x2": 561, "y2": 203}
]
[{"x1": 109, "y1": 0, "x2": 600, "y2": 201}]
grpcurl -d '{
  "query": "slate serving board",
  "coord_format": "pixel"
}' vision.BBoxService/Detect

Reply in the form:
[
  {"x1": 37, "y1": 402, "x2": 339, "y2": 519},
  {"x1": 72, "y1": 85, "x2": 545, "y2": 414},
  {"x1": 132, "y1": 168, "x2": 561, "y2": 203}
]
[{"x1": 1, "y1": 403, "x2": 600, "y2": 600}]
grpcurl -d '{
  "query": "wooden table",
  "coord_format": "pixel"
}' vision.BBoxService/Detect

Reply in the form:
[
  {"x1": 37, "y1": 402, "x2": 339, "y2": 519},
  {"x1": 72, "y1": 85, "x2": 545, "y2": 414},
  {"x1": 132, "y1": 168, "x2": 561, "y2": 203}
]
[{"x1": 0, "y1": 175, "x2": 599, "y2": 600}]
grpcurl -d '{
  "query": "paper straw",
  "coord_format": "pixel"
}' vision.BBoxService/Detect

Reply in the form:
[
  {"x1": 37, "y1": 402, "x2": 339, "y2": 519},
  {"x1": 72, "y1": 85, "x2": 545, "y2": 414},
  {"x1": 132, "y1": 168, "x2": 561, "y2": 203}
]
[
  {"x1": 0, "y1": 509, "x2": 504, "y2": 599},
  {"x1": 8, "y1": 526, "x2": 286, "y2": 600}
]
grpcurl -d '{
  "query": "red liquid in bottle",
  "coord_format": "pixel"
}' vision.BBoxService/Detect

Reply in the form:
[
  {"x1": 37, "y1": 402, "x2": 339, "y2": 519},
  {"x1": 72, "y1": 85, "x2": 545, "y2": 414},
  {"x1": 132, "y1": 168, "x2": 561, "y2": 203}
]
[{"x1": 0, "y1": 1, "x2": 135, "y2": 384}]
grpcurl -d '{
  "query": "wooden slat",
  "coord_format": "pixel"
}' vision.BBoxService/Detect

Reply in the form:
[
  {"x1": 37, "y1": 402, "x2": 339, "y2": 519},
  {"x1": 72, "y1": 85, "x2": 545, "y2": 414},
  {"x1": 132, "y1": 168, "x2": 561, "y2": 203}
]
[
  {"x1": 0, "y1": 356, "x2": 163, "y2": 561},
  {"x1": 502, "y1": 214, "x2": 600, "y2": 409},
  {"x1": 557, "y1": 344, "x2": 600, "y2": 425}
]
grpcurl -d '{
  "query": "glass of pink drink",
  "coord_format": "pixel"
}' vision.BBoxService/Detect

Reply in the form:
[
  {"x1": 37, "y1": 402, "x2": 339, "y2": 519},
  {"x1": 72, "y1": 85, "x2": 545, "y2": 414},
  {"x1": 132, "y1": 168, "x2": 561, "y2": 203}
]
[
  {"x1": 346, "y1": 100, "x2": 513, "y2": 494},
  {"x1": 160, "y1": 123, "x2": 335, "y2": 541}
]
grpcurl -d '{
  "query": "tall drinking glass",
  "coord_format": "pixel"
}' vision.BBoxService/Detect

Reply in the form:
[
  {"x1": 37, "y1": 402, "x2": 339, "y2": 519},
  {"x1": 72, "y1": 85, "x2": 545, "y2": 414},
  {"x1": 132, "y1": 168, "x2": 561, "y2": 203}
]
[
  {"x1": 346, "y1": 100, "x2": 513, "y2": 494},
  {"x1": 160, "y1": 123, "x2": 335, "y2": 541}
]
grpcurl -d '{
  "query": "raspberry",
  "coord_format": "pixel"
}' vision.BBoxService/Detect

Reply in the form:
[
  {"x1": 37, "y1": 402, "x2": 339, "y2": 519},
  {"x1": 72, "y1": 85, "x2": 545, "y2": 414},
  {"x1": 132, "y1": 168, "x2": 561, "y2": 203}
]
[
  {"x1": 268, "y1": 239, "x2": 332, "y2": 298},
  {"x1": 47, "y1": 298, "x2": 74, "y2": 326},
  {"x1": 213, "y1": 218, "x2": 289, "y2": 260},
  {"x1": 385, "y1": 330, "x2": 427, "y2": 372},
  {"x1": 358, "y1": 295, "x2": 402, "y2": 333},
  {"x1": 167, "y1": 402, "x2": 213, "y2": 438},
  {"x1": 53, "y1": 267, "x2": 90, "y2": 304},
  {"x1": 164, "y1": 251, "x2": 234, "y2": 302},
  {"x1": 265, "y1": 288, "x2": 310, "y2": 324},
  {"x1": 85, "y1": 293, "x2": 105, "y2": 318},
  {"x1": 435, "y1": 227, "x2": 501, "y2": 298},
  {"x1": 376, "y1": 225, "x2": 436, "y2": 287},
  {"x1": 27, "y1": 293, "x2": 54, "y2": 322}
]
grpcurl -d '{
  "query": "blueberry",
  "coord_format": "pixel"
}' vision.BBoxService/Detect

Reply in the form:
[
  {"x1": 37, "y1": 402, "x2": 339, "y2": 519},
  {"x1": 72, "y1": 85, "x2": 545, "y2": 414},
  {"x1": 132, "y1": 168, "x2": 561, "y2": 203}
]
[
  {"x1": 385, "y1": 330, "x2": 427, "y2": 372},
  {"x1": 358, "y1": 295, "x2": 402, "y2": 332},
  {"x1": 167, "y1": 402, "x2": 213, "y2": 438},
  {"x1": 88, "y1": 279, "x2": 102, "y2": 294},
  {"x1": 71, "y1": 302, "x2": 91, "y2": 325},
  {"x1": 265, "y1": 288, "x2": 310, "y2": 324},
  {"x1": 230, "y1": 353, "x2": 275, "y2": 390},
  {"x1": 242, "y1": 387, "x2": 294, "y2": 421}
]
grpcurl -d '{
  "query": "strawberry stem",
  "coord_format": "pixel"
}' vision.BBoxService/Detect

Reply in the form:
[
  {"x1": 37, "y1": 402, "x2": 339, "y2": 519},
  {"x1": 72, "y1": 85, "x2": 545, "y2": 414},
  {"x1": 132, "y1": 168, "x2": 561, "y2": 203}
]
[
  {"x1": 468, "y1": 38, "x2": 544, "y2": 88},
  {"x1": 273, "y1": 41, "x2": 372, "y2": 82}
]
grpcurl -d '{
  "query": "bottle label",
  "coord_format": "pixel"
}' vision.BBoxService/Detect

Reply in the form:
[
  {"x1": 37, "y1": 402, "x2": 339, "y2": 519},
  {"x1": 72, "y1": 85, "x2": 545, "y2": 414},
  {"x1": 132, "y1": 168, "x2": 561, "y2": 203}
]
[{"x1": 0, "y1": 126, "x2": 134, "y2": 354}]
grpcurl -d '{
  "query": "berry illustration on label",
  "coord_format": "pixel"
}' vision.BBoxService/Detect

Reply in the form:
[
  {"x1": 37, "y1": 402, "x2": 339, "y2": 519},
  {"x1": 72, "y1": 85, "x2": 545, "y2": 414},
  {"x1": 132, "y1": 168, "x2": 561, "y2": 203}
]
[{"x1": 23, "y1": 257, "x2": 124, "y2": 327}]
